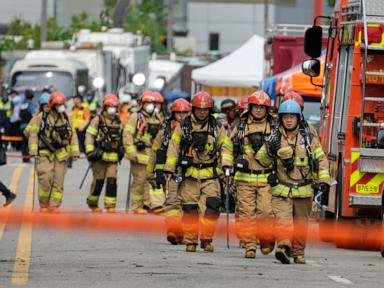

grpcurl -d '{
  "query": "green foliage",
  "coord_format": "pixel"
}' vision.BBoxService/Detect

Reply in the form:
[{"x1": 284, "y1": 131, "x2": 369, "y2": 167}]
[
  {"x1": 69, "y1": 12, "x2": 102, "y2": 33},
  {"x1": 0, "y1": 11, "x2": 104, "y2": 51},
  {"x1": 327, "y1": 0, "x2": 336, "y2": 7},
  {"x1": 0, "y1": 17, "x2": 40, "y2": 50},
  {"x1": 124, "y1": 0, "x2": 166, "y2": 53}
]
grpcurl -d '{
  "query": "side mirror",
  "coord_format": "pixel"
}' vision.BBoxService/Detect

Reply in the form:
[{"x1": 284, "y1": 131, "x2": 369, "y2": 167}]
[
  {"x1": 304, "y1": 26, "x2": 323, "y2": 58},
  {"x1": 302, "y1": 59, "x2": 321, "y2": 77}
]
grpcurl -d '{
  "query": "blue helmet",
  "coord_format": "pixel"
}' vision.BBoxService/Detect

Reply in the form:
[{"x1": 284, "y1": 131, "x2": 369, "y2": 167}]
[
  {"x1": 39, "y1": 92, "x2": 50, "y2": 105},
  {"x1": 278, "y1": 99, "x2": 301, "y2": 115}
]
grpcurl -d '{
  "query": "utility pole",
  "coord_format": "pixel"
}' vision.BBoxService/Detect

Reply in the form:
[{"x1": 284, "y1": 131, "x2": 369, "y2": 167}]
[
  {"x1": 40, "y1": 0, "x2": 48, "y2": 45},
  {"x1": 264, "y1": 0, "x2": 269, "y2": 36},
  {"x1": 166, "y1": 0, "x2": 173, "y2": 53}
]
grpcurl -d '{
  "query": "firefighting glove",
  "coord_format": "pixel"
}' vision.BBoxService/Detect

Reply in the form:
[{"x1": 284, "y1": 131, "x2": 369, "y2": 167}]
[
  {"x1": 277, "y1": 146, "x2": 294, "y2": 171},
  {"x1": 266, "y1": 131, "x2": 281, "y2": 157},
  {"x1": 155, "y1": 170, "x2": 165, "y2": 188}
]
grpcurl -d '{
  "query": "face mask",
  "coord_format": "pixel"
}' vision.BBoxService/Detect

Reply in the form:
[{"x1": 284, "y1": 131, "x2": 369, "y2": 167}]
[
  {"x1": 131, "y1": 99, "x2": 138, "y2": 106},
  {"x1": 57, "y1": 105, "x2": 66, "y2": 113},
  {"x1": 107, "y1": 106, "x2": 117, "y2": 115},
  {"x1": 145, "y1": 103, "x2": 155, "y2": 114}
]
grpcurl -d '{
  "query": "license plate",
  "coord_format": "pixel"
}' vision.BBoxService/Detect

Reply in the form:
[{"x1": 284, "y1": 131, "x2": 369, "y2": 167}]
[{"x1": 356, "y1": 184, "x2": 379, "y2": 194}]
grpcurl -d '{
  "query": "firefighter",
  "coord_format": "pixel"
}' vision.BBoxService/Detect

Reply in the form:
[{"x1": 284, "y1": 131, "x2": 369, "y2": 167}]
[
  {"x1": 256, "y1": 99, "x2": 330, "y2": 264},
  {"x1": 26, "y1": 91, "x2": 80, "y2": 213},
  {"x1": 83, "y1": 89, "x2": 99, "y2": 112},
  {"x1": 19, "y1": 89, "x2": 36, "y2": 163},
  {"x1": 71, "y1": 95, "x2": 90, "y2": 154},
  {"x1": 85, "y1": 94, "x2": 124, "y2": 213},
  {"x1": 119, "y1": 94, "x2": 131, "y2": 125},
  {"x1": 219, "y1": 99, "x2": 238, "y2": 214},
  {"x1": 154, "y1": 92, "x2": 165, "y2": 122},
  {"x1": 220, "y1": 99, "x2": 240, "y2": 137},
  {"x1": 231, "y1": 91, "x2": 276, "y2": 259},
  {"x1": 147, "y1": 98, "x2": 192, "y2": 244},
  {"x1": 282, "y1": 90, "x2": 318, "y2": 136},
  {"x1": 164, "y1": 91, "x2": 233, "y2": 253},
  {"x1": 0, "y1": 86, "x2": 14, "y2": 150},
  {"x1": 237, "y1": 96, "x2": 249, "y2": 115},
  {"x1": 123, "y1": 90, "x2": 163, "y2": 214}
]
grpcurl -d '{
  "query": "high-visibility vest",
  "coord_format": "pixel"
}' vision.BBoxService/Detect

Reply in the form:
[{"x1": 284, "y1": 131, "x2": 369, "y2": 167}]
[{"x1": 0, "y1": 100, "x2": 12, "y2": 118}]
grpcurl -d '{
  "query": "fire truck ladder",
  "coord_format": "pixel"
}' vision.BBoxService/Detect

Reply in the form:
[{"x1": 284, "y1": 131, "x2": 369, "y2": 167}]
[{"x1": 359, "y1": 0, "x2": 384, "y2": 174}]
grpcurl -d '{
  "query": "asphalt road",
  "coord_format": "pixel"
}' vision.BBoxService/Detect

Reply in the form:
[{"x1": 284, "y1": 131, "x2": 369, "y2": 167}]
[{"x1": 1, "y1": 157, "x2": 383, "y2": 288}]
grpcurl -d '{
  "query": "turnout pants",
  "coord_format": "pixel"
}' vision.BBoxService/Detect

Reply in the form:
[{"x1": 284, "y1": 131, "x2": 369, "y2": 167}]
[
  {"x1": 179, "y1": 177, "x2": 221, "y2": 245},
  {"x1": 36, "y1": 156, "x2": 68, "y2": 208},
  {"x1": 87, "y1": 160, "x2": 118, "y2": 209},
  {"x1": 164, "y1": 178, "x2": 182, "y2": 237},
  {"x1": 130, "y1": 162, "x2": 151, "y2": 211},
  {"x1": 272, "y1": 195, "x2": 312, "y2": 257},
  {"x1": 236, "y1": 181, "x2": 274, "y2": 250}
]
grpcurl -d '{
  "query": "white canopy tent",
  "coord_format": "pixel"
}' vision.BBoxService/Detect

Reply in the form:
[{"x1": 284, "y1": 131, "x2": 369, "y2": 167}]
[{"x1": 191, "y1": 35, "x2": 265, "y2": 88}]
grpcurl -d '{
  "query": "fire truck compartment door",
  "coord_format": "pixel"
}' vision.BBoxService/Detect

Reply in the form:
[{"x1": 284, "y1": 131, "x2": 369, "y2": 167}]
[{"x1": 358, "y1": 148, "x2": 384, "y2": 173}]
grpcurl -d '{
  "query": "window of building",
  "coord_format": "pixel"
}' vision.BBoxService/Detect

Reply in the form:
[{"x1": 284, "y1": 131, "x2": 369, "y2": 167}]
[{"x1": 209, "y1": 33, "x2": 220, "y2": 51}]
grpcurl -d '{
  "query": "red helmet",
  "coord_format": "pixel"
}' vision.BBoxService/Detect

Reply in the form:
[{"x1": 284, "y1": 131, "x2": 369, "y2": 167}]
[
  {"x1": 171, "y1": 98, "x2": 192, "y2": 112},
  {"x1": 103, "y1": 93, "x2": 119, "y2": 107},
  {"x1": 248, "y1": 91, "x2": 271, "y2": 107},
  {"x1": 48, "y1": 91, "x2": 66, "y2": 106},
  {"x1": 191, "y1": 91, "x2": 213, "y2": 108},
  {"x1": 153, "y1": 91, "x2": 164, "y2": 104},
  {"x1": 282, "y1": 91, "x2": 304, "y2": 108},
  {"x1": 140, "y1": 90, "x2": 157, "y2": 103},
  {"x1": 237, "y1": 96, "x2": 249, "y2": 110}
]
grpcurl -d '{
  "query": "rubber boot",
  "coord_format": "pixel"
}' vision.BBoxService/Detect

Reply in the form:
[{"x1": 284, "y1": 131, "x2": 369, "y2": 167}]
[
  {"x1": 245, "y1": 248, "x2": 256, "y2": 259},
  {"x1": 293, "y1": 255, "x2": 306, "y2": 264},
  {"x1": 89, "y1": 206, "x2": 102, "y2": 213},
  {"x1": 167, "y1": 232, "x2": 178, "y2": 245},
  {"x1": 186, "y1": 244, "x2": 197, "y2": 252},
  {"x1": 106, "y1": 207, "x2": 116, "y2": 213},
  {"x1": 201, "y1": 240, "x2": 214, "y2": 252},
  {"x1": 275, "y1": 245, "x2": 291, "y2": 264}
]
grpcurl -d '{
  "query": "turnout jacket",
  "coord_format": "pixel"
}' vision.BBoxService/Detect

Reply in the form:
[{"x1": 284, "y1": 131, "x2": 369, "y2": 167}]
[
  {"x1": 256, "y1": 126, "x2": 330, "y2": 198},
  {"x1": 85, "y1": 113, "x2": 124, "y2": 163},
  {"x1": 26, "y1": 111, "x2": 79, "y2": 161},
  {"x1": 123, "y1": 110, "x2": 162, "y2": 165},
  {"x1": 231, "y1": 115, "x2": 273, "y2": 184},
  {"x1": 164, "y1": 114, "x2": 233, "y2": 180}
]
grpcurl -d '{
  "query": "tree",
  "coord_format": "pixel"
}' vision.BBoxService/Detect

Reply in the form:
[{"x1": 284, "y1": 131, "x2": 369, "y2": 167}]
[
  {"x1": 0, "y1": 17, "x2": 40, "y2": 50},
  {"x1": 124, "y1": 0, "x2": 166, "y2": 53}
]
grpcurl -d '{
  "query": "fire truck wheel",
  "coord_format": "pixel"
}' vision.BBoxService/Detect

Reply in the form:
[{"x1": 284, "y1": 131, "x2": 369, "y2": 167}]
[{"x1": 336, "y1": 218, "x2": 381, "y2": 250}]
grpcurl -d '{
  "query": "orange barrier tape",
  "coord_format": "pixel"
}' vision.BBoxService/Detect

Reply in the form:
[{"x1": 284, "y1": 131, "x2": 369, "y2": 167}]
[
  {"x1": 1, "y1": 135, "x2": 23, "y2": 141},
  {"x1": 1, "y1": 209, "x2": 383, "y2": 250}
]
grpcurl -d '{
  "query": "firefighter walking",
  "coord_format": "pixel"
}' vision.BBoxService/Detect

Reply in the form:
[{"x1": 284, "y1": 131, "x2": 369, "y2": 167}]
[
  {"x1": 164, "y1": 91, "x2": 233, "y2": 252},
  {"x1": 147, "y1": 98, "x2": 192, "y2": 244},
  {"x1": 257, "y1": 99, "x2": 330, "y2": 264},
  {"x1": 123, "y1": 90, "x2": 163, "y2": 214},
  {"x1": 26, "y1": 91, "x2": 80, "y2": 212},
  {"x1": 231, "y1": 91, "x2": 276, "y2": 258},
  {"x1": 85, "y1": 94, "x2": 124, "y2": 213}
]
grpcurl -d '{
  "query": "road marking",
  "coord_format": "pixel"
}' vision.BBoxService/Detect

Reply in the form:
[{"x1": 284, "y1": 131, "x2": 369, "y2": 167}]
[
  {"x1": 328, "y1": 275, "x2": 354, "y2": 285},
  {"x1": 0, "y1": 164, "x2": 25, "y2": 240},
  {"x1": 11, "y1": 168, "x2": 34, "y2": 285}
]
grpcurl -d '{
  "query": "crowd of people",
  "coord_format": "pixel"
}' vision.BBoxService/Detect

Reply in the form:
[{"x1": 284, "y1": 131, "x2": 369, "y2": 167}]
[{"x1": 0, "y1": 86, "x2": 331, "y2": 264}]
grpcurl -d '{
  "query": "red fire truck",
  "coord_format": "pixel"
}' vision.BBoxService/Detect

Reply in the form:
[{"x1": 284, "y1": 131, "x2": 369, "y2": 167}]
[{"x1": 302, "y1": 0, "x2": 384, "y2": 255}]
